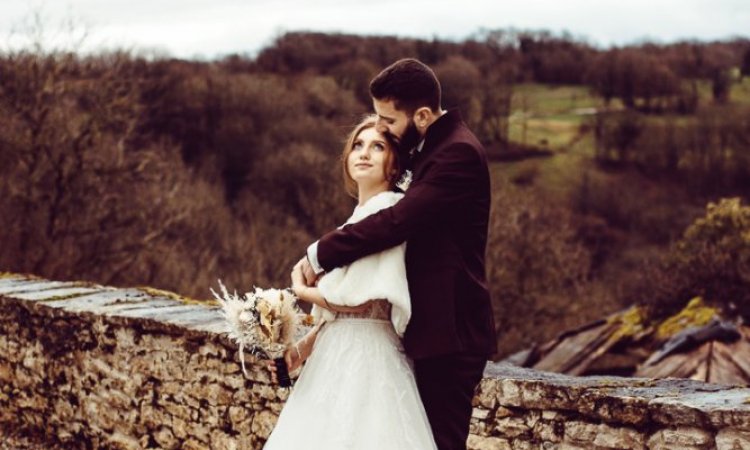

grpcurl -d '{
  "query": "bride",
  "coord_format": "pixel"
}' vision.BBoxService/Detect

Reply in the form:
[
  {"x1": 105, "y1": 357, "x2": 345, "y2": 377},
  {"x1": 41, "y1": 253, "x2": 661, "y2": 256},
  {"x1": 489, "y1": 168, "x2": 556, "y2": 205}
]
[{"x1": 263, "y1": 115, "x2": 437, "y2": 449}]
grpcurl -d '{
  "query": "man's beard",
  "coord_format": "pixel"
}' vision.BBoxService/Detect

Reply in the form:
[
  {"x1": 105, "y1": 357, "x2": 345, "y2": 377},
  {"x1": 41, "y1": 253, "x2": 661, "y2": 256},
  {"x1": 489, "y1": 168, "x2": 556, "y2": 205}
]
[{"x1": 394, "y1": 120, "x2": 422, "y2": 156}]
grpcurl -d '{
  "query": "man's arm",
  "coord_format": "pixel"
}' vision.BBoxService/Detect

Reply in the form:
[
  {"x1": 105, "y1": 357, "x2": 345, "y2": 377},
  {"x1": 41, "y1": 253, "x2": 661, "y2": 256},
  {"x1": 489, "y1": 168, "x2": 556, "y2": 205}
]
[
  {"x1": 316, "y1": 142, "x2": 484, "y2": 272},
  {"x1": 305, "y1": 242, "x2": 324, "y2": 277}
]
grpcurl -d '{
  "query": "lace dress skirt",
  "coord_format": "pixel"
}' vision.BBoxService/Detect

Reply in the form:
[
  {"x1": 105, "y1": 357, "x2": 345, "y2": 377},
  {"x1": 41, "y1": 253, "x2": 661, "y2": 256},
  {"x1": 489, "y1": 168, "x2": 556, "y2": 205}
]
[{"x1": 263, "y1": 301, "x2": 436, "y2": 449}]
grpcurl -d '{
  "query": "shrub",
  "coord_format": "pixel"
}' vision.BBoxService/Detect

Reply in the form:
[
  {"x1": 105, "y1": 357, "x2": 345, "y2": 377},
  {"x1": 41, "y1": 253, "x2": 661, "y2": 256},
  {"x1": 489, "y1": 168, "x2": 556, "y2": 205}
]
[
  {"x1": 487, "y1": 181, "x2": 612, "y2": 355},
  {"x1": 630, "y1": 198, "x2": 750, "y2": 320}
]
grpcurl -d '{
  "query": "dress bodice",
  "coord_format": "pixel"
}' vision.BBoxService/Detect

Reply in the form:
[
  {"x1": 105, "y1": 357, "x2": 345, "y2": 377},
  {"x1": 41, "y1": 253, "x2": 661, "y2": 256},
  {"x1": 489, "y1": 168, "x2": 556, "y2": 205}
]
[{"x1": 336, "y1": 299, "x2": 391, "y2": 320}]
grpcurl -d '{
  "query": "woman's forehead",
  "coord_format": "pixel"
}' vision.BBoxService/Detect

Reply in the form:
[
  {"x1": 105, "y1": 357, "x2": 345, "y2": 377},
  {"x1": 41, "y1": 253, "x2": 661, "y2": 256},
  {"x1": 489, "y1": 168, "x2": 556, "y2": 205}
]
[{"x1": 357, "y1": 127, "x2": 387, "y2": 141}]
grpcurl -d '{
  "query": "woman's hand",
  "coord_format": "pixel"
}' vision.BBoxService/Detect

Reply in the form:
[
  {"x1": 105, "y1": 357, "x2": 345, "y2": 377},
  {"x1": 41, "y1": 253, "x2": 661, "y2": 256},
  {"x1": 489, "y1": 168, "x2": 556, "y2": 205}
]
[{"x1": 267, "y1": 325, "x2": 321, "y2": 383}]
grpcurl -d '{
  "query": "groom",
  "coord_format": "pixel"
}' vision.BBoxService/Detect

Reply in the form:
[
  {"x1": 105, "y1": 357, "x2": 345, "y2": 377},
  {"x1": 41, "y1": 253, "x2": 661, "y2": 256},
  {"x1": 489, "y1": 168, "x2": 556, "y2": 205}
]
[{"x1": 302, "y1": 58, "x2": 496, "y2": 449}]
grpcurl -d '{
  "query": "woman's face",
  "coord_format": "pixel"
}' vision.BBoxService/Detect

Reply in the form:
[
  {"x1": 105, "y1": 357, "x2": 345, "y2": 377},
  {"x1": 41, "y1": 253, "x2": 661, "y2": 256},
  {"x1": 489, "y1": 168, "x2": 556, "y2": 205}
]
[{"x1": 347, "y1": 127, "x2": 392, "y2": 188}]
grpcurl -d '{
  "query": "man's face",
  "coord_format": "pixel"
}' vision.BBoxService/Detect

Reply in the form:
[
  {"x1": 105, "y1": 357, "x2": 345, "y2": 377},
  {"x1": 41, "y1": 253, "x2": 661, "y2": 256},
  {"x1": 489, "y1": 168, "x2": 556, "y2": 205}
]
[{"x1": 373, "y1": 98, "x2": 422, "y2": 152}]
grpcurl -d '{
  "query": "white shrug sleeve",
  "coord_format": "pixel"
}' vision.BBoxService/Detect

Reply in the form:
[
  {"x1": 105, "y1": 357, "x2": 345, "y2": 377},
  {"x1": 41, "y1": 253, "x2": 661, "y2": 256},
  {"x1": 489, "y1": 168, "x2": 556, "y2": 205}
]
[{"x1": 313, "y1": 191, "x2": 411, "y2": 336}]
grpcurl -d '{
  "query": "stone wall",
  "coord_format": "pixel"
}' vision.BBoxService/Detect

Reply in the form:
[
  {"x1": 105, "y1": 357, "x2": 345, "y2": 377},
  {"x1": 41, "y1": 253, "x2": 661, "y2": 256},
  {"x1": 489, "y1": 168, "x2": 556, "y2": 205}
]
[
  {"x1": 0, "y1": 275, "x2": 283, "y2": 449},
  {"x1": 469, "y1": 365, "x2": 750, "y2": 450},
  {"x1": 2, "y1": 274, "x2": 750, "y2": 450}
]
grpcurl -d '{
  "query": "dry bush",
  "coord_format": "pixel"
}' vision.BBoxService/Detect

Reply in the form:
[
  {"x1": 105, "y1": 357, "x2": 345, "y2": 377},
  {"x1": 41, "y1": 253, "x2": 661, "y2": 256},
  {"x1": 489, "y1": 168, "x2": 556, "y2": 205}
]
[
  {"x1": 627, "y1": 198, "x2": 750, "y2": 321},
  {"x1": 0, "y1": 53, "x2": 263, "y2": 296},
  {"x1": 487, "y1": 180, "x2": 619, "y2": 356},
  {"x1": 593, "y1": 106, "x2": 750, "y2": 194},
  {"x1": 573, "y1": 167, "x2": 700, "y2": 244},
  {"x1": 0, "y1": 49, "x2": 368, "y2": 298}
]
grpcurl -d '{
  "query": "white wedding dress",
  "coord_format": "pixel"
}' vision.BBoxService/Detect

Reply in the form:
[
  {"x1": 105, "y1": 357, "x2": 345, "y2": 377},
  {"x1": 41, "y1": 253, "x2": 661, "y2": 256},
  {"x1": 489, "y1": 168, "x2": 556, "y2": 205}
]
[{"x1": 263, "y1": 192, "x2": 436, "y2": 450}]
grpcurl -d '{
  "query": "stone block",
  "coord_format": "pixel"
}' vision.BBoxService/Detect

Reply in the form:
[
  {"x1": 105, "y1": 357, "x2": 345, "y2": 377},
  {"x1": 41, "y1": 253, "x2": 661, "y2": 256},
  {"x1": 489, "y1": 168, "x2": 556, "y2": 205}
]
[
  {"x1": 251, "y1": 410, "x2": 278, "y2": 440},
  {"x1": 472, "y1": 407, "x2": 490, "y2": 420},
  {"x1": 106, "y1": 431, "x2": 140, "y2": 450},
  {"x1": 558, "y1": 444, "x2": 588, "y2": 450},
  {"x1": 469, "y1": 419, "x2": 487, "y2": 436},
  {"x1": 495, "y1": 406, "x2": 515, "y2": 418},
  {"x1": 647, "y1": 427, "x2": 713, "y2": 450},
  {"x1": 189, "y1": 382, "x2": 233, "y2": 407},
  {"x1": 210, "y1": 429, "x2": 239, "y2": 450},
  {"x1": 181, "y1": 438, "x2": 207, "y2": 450},
  {"x1": 466, "y1": 434, "x2": 512, "y2": 450},
  {"x1": 198, "y1": 342, "x2": 228, "y2": 359},
  {"x1": 189, "y1": 424, "x2": 211, "y2": 444},
  {"x1": 160, "y1": 400, "x2": 195, "y2": 423},
  {"x1": 716, "y1": 429, "x2": 750, "y2": 450},
  {"x1": 498, "y1": 379, "x2": 523, "y2": 407},
  {"x1": 474, "y1": 379, "x2": 498, "y2": 409},
  {"x1": 496, "y1": 416, "x2": 531, "y2": 438},
  {"x1": 171, "y1": 416, "x2": 189, "y2": 440},
  {"x1": 564, "y1": 421, "x2": 599, "y2": 444},
  {"x1": 592, "y1": 423, "x2": 645, "y2": 449},
  {"x1": 114, "y1": 327, "x2": 137, "y2": 349},
  {"x1": 535, "y1": 420, "x2": 562, "y2": 443},
  {"x1": 510, "y1": 438, "x2": 535, "y2": 450},
  {"x1": 228, "y1": 405, "x2": 250, "y2": 427},
  {"x1": 153, "y1": 427, "x2": 179, "y2": 450},
  {"x1": 525, "y1": 409, "x2": 541, "y2": 428},
  {"x1": 139, "y1": 403, "x2": 172, "y2": 430}
]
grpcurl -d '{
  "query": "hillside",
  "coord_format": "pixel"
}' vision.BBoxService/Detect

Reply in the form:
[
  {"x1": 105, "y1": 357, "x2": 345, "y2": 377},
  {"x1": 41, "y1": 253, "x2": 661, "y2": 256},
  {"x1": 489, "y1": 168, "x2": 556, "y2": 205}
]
[{"x1": 1, "y1": 32, "x2": 749, "y2": 358}]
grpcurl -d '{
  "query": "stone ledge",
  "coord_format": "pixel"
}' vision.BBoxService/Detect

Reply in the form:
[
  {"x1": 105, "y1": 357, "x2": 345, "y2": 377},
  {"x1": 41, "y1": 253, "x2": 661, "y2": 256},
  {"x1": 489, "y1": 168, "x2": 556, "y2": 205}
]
[
  {"x1": 480, "y1": 363, "x2": 750, "y2": 429},
  {"x1": 2, "y1": 274, "x2": 750, "y2": 449}
]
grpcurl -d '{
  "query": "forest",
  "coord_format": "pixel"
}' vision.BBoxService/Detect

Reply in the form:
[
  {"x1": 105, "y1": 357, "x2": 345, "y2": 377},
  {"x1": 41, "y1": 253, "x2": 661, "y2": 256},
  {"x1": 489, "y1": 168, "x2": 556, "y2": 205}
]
[{"x1": 1, "y1": 29, "x2": 749, "y2": 357}]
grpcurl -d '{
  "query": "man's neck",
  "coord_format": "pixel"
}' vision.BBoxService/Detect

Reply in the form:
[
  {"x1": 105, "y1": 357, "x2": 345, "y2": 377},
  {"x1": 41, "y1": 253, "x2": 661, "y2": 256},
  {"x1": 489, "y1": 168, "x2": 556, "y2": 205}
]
[{"x1": 420, "y1": 109, "x2": 447, "y2": 139}]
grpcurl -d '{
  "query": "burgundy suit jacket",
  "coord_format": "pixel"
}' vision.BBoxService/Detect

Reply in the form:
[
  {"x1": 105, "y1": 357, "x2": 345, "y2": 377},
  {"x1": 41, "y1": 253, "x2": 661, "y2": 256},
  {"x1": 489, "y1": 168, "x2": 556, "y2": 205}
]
[{"x1": 317, "y1": 110, "x2": 496, "y2": 359}]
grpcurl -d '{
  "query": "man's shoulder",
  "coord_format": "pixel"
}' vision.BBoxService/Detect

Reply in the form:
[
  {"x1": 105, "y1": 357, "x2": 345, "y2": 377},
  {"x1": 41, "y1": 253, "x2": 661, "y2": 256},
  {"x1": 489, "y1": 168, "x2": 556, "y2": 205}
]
[{"x1": 434, "y1": 130, "x2": 486, "y2": 163}]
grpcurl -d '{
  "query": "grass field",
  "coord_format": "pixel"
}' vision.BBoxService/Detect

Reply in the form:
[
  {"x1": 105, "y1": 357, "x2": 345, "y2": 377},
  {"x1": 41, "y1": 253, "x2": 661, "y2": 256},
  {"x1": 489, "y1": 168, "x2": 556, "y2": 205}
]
[
  {"x1": 507, "y1": 78, "x2": 750, "y2": 154},
  {"x1": 501, "y1": 78, "x2": 750, "y2": 197},
  {"x1": 731, "y1": 77, "x2": 750, "y2": 103},
  {"x1": 507, "y1": 84, "x2": 596, "y2": 152},
  {"x1": 502, "y1": 84, "x2": 604, "y2": 201}
]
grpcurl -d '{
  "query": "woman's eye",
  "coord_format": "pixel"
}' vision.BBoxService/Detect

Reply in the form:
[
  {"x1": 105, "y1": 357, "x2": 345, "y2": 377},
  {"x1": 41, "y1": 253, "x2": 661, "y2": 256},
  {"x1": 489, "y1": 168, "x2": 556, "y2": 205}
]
[
  {"x1": 352, "y1": 142, "x2": 363, "y2": 150},
  {"x1": 374, "y1": 143, "x2": 385, "y2": 151}
]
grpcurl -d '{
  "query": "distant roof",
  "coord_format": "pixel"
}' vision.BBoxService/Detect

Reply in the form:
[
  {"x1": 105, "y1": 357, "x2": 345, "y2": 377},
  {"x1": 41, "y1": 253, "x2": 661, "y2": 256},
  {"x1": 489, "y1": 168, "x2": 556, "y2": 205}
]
[{"x1": 508, "y1": 300, "x2": 750, "y2": 385}]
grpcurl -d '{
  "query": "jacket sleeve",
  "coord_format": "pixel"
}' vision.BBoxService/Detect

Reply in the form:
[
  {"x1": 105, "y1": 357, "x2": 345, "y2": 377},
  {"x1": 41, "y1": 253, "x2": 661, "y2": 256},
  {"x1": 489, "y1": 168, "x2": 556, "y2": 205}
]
[{"x1": 317, "y1": 142, "x2": 483, "y2": 271}]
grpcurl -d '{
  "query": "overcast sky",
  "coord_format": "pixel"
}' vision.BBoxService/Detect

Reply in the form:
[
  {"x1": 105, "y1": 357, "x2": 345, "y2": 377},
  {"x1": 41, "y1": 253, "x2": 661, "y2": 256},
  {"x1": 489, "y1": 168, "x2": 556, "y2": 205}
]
[{"x1": 2, "y1": 0, "x2": 749, "y2": 59}]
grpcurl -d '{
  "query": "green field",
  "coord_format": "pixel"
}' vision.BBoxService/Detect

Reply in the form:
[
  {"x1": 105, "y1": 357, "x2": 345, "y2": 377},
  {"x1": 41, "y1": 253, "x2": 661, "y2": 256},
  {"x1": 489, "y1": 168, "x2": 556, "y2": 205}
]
[
  {"x1": 508, "y1": 78, "x2": 750, "y2": 153},
  {"x1": 502, "y1": 84, "x2": 604, "y2": 200},
  {"x1": 501, "y1": 78, "x2": 750, "y2": 199}
]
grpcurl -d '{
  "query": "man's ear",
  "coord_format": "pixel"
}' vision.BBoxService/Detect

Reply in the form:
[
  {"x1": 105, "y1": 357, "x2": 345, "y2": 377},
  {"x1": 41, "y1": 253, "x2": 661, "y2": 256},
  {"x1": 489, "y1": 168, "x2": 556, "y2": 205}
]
[{"x1": 413, "y1": 107, "x2": 433, "y2": 130}]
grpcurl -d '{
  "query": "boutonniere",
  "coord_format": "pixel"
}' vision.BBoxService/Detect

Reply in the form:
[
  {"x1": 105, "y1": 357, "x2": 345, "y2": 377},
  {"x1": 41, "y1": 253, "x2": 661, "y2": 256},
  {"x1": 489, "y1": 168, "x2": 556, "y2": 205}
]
[{"x1": 396, "y1": 170, "x2": 413, "y2": 192}]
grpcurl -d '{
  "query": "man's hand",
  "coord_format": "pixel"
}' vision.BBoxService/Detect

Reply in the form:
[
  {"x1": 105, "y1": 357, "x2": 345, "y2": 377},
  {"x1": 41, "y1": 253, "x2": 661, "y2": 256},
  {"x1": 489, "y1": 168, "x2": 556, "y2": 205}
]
[
  {"x1": 290, "y1": 261, "x2": 307, "y2": 296},
  {"x1": 296, "y1": 256, "x2": 319, "y2": 286}
]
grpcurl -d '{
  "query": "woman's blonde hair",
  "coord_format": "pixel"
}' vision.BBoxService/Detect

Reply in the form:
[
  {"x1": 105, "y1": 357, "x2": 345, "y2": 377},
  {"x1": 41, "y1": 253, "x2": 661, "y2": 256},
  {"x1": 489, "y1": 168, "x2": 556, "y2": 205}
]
[{"x1": 341, "y1": 115, "x2": 401, "y2": 199}]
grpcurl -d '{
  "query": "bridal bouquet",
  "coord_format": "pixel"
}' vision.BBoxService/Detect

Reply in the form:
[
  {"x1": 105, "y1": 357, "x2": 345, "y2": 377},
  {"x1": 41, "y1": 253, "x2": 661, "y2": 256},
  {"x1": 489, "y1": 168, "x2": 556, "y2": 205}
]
[{"x1": 211, "y1": 281, "x2": 304, "y2": 387}]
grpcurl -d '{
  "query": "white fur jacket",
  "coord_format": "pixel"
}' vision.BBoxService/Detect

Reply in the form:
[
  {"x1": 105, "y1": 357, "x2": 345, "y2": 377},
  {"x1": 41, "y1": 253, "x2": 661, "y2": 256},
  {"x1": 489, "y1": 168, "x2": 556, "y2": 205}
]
[{"x1": 314, "y1": 191, "x2": 411, "y2": 336}]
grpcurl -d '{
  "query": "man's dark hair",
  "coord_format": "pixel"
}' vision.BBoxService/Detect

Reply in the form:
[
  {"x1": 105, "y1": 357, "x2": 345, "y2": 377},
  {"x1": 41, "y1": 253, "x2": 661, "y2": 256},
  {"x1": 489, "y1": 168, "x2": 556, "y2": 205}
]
[{"x1": 369, "y1": 58, "x2": 441, "y2": 114}]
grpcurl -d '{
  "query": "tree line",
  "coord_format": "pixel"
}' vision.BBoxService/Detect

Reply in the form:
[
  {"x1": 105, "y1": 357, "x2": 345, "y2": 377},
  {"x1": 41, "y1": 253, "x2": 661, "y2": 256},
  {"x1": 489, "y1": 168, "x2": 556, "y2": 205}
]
[{"x1": 1, "y1": 30, "x2": 749, "y2": 355}]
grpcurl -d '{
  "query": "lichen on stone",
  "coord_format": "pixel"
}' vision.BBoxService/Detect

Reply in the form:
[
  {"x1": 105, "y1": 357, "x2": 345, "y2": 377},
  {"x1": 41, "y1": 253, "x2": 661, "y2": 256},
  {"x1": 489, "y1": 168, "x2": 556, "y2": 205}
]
[
  {"x1": 138, "y1": 286, "x2": 217, "y2": 307},
  {"x1": 655, "y1": 297, "x2": 718, "y2": 340},
  {"x1": 607, "y1": 305, "x2": 649, "y2": 344},
  {"x1": 0, "y1": 272, "x2": 35, "y2": 280}
]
